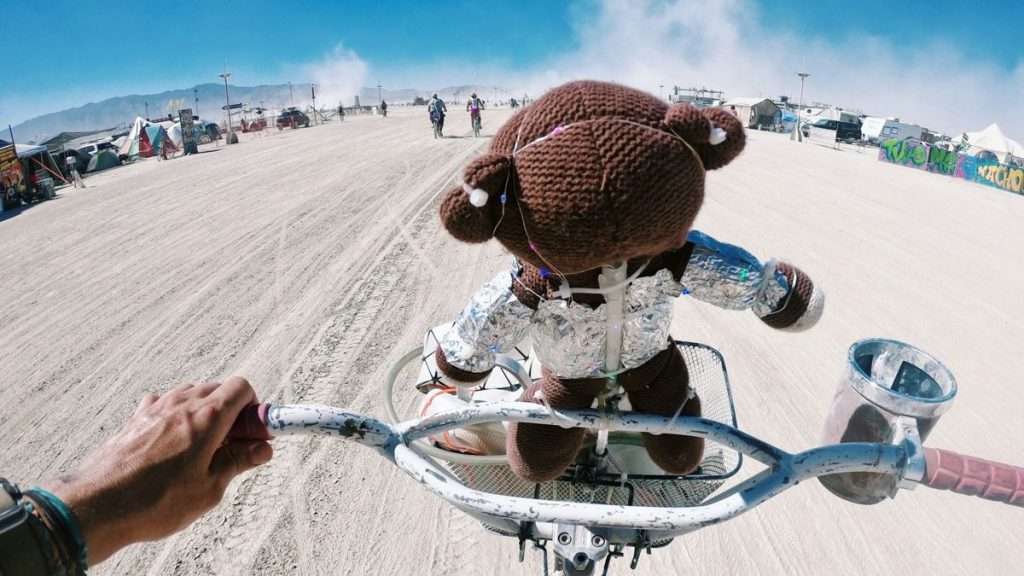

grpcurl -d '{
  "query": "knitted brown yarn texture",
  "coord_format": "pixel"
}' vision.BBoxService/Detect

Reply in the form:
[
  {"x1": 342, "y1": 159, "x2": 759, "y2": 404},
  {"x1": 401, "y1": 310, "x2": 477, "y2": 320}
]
[{"x1": 438, "y1": 80, "x2": 745, "y2": 274}]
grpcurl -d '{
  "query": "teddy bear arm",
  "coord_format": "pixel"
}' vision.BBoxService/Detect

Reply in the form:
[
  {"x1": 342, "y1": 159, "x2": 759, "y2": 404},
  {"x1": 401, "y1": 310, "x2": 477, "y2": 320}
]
[
  {"x1": 677, "y1": 230, "x2": 824, "y2": 331},
  {"x1": 436, "y1": 269, "x2": 534, "y2": 385}
]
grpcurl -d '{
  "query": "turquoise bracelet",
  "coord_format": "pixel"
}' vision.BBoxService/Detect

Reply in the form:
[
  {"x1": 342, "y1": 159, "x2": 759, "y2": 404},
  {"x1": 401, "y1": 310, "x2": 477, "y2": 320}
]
[{"x1": 26, "y1": 488, "x2": 89, "y2": 574}]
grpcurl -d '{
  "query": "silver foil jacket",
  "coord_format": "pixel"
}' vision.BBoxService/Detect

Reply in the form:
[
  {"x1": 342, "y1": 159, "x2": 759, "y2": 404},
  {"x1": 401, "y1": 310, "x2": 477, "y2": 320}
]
[{"x1": 441, "y1": 231, "x2": 792, "y2": 379}]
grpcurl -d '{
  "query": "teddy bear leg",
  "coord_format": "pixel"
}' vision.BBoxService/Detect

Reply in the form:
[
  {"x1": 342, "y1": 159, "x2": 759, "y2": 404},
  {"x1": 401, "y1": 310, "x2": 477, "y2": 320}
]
[
  {"x1": 506, "y1": 371, "x2": 601, "y2": 482},
  {"x1": 625, "y1": 347, "x2": 705, "y2": 476}
]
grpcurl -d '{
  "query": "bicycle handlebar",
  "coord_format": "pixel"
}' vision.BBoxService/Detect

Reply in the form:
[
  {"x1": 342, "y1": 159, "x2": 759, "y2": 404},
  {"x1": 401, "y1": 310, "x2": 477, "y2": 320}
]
[
  {"x1": 922, "y1": 447, "x2": 1024, "y2": 507},
  {"x1": 227, "y1": 401, "x2": 1024, "y2": 522}
]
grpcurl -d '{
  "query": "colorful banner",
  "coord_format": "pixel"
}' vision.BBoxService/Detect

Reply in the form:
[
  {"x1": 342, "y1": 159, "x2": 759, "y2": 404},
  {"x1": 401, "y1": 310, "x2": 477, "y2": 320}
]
[
  {"x1": 878, "y1": 138, "x2": 1023, "y2": 195},
  {"x1": 1, "y1": 144, "x2": 24, "y2": 192}
]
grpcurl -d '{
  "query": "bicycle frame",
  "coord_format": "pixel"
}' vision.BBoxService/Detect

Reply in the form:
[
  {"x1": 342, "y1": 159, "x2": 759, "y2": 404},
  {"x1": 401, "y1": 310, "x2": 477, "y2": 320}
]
[{"x1": 233, "y1": 370, "x2": 1021, "y2": 574}]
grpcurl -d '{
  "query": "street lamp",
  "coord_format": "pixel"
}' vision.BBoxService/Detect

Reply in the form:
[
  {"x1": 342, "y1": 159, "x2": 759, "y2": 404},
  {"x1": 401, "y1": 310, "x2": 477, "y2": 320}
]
[
  {"x1": 311, "y1": 84, "x2": 317, "y2": 125},
  {"x1": 659, "y1": 84, "x2": 664, "y2": 100},
  {"x1": 144, "y1": 101, "x2": 149, "y2": 120},
  {"x1": 793, "y1": 72, "x2": 810, "y2": 142},
  {"x1": 194, "y1": 89, "x2": 199, "y2": 116},
  {"x1": 288, "y1": 81, "x2": 293, "y2": 107},
  {"x1": 220, "y1": 71, "x2": 234, "y2": 140},
  {"x1": 377, "y1": 80, "x2": 382, "y2": 104}
]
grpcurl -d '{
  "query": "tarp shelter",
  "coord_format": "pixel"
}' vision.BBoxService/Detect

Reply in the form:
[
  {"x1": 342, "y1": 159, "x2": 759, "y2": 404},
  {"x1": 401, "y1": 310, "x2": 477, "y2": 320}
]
[
  {"x1": 0, "y1": 139, "x2": 68, "y2": 185},
  {"x1": 86, "y1": 150, "x2": 119, "y2": 173},
  {"x1": 957, "y1": 124, "x2": 1024, "y2": 163},
  {"x1": 118, "y1": 117, "x2": 177, "y2": 158},
  {"x1": 779, "y1": 110, "x2": 798, "y2": 133},
  {"x1": 42, "y1": 128, "x2": 119, "y2": 153},
  {"x1": 723, "y1": 98, "x2": 781, "y2": 129}
]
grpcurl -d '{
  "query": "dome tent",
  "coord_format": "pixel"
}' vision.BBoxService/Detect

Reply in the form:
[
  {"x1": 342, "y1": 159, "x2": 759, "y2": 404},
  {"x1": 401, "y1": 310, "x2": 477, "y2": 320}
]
[{"x1": 86, "y1": 149, "x2": 119, "y2": 172}]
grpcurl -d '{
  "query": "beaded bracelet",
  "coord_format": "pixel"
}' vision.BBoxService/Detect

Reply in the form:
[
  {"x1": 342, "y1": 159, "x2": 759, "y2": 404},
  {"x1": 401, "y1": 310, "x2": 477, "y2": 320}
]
[{"x1": 24, "y1": 488, "x2": 89, "y2": 575}]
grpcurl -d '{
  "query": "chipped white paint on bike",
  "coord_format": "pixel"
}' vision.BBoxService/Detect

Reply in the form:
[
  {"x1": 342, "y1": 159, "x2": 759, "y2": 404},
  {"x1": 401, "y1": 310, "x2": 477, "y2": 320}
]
[{"x1": 261, "y1": 402, "x2": 909, "y2": 537}]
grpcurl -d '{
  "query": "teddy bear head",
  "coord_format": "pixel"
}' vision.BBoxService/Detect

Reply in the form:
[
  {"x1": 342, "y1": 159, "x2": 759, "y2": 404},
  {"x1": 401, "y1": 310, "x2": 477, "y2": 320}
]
[{"x1": 439, "y1": 80, "x2": 746, "y2": 274}]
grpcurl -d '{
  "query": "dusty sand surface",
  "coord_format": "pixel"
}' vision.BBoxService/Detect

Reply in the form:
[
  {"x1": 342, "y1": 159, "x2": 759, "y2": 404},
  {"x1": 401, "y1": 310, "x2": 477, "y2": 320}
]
[{"x1": 1, "y1": 106, "x2": 1022, "y2": 575}]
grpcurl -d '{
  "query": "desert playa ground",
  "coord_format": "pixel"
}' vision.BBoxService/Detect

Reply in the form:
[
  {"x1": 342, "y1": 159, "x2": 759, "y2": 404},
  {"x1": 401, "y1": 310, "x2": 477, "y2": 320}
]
[{"x1": 1, "y1": 106, "x2": 1022, "y2": 575}]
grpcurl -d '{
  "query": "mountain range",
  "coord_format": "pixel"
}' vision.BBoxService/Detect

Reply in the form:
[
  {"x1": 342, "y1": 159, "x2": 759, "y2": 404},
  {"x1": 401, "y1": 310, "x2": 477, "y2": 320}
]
[{"x1": 11, "y1": 83, "x2": 514, "y2": 144}]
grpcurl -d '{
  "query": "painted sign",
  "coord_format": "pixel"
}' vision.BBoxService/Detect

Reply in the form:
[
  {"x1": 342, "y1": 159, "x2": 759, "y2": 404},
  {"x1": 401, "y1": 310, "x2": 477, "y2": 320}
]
[
  {"x1": 878, "y1": 138, "x2": 928, "y2": 170},
  {"x1": 1, "y1": 144, "x2": 24, "y2": 192},
  {"x1": 878, "y1": 137, "x2": 1023, "y2": 195},
  {"x1": 808, "y1": 126, "x2": 839, "y2": 148},
  {"x1": 178, "y1": 108, "x2": 198, "y2": 155}
]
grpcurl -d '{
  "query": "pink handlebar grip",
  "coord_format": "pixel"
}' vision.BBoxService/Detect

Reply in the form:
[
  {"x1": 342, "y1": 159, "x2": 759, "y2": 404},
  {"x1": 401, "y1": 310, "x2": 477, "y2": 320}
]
[
  {"x1": 923, "y1": 447, "x2": 1024, "y2": 507},
  {"x1": 228, "y1": 403, "x2": 272, "y2": 441}
]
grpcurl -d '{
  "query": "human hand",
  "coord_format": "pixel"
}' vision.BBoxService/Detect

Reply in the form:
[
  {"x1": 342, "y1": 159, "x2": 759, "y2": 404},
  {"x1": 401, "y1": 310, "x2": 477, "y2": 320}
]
[{"x1": 42, "y1": 377, "x2": 273, "y2": 565}]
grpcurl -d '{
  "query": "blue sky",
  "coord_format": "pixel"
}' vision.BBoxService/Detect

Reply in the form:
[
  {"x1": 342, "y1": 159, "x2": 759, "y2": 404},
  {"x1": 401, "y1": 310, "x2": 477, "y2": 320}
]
[{"x1": 3, "y1": 0, "x2": 1023, "y2": 136}]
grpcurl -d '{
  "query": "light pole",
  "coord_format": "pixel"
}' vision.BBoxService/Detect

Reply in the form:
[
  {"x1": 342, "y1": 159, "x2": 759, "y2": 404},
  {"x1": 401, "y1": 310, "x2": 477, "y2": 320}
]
[
  {"x1": 311, "y1": 84, "x2": 317, "y2": 125},
  {"x1": 659, "y1": 84, "x2": 664, "y2": 100},
  {"x1": 793, "y1": 72, "x2": 810, "y2": 142},
  {"x1": 194, "y1": 89, "x2": 199, "y2": 116},
  {"x1": 144, "y1": 101, "x2": 149, "y2": 120},
  {"x1": 288, "y1": 82, "x2": 293, "y2": 108},
  {"x1": 220, "y1": 71, "x2": 234, "y2": 141},
  {"x1": 377, "y1": 80, "x2": 382, "y2": 104}
]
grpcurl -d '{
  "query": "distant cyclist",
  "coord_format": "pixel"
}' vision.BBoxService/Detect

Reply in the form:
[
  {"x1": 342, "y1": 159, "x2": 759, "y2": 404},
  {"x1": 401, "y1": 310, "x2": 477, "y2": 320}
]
[
  {"x1": 466, "y1": 92, "x2": 485, "y2": 137},
  {"x1": 428, "y1": 93, "x2": 448, "y2": 138}
]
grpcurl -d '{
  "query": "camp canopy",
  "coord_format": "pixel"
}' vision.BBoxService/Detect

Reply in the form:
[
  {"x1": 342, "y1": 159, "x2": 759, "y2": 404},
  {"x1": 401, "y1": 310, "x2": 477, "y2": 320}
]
[
  {"x1": 42, "y1": 128, "x2": 120, "y2": 153},
  {"x1": 0, "y1": 139, "x2": 67, "y2": 184},
  {"x1": 957, "y1": 124, "x2": 1024, "y2": 162}
]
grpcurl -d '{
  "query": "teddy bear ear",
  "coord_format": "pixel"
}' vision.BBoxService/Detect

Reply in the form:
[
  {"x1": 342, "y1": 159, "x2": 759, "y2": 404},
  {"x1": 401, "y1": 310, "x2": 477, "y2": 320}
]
[
  {"x1": 438, "y1": 153, "x2": 510, "y2": 243},
  {"x1": 663, "y1": 103, "x2": 746, "y2": 171}
]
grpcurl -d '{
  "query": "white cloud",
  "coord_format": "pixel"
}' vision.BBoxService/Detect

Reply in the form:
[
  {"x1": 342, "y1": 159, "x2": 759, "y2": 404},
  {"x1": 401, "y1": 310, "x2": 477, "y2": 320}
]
[
  {"x1": 303, "y1": 44, "x2": 369, "y2": 108},
  {"x1": 491, "y1": 0, "x2": 1024, "y2": 138}
]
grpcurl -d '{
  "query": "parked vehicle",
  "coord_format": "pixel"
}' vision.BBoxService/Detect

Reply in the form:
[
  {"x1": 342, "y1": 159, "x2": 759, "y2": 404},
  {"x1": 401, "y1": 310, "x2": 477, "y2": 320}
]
[
  {"x1": 76, "y1": 141, "x2": 117, "y2": 158},
  {"x1": 1, "y1": 170, "x2": 54, "y2": 212},
  {"x1": 276, "y1": 108, "x2": 310, "y2": 129},
  {"x1": 860, "y1": 117, "x2": 925, "y2": 145},
  {"x1": 54, "y1": 149, "x2": 89, "y2": 176},
  {"x1": 193, "y1": 120, "x2": 221, "y2": 143},
  {"x1": 802, "y1": 119, "x2": 862, "y2": 143}
]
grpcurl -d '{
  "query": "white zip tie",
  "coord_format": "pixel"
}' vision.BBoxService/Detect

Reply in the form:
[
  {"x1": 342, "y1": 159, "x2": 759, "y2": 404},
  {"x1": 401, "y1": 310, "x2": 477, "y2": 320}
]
[
  {"x1": 532, "y1": 389, "x2": 584, "y2": 429},
  {"x1": 648, "y1": 387, "x2": 698, "y2": 436}
]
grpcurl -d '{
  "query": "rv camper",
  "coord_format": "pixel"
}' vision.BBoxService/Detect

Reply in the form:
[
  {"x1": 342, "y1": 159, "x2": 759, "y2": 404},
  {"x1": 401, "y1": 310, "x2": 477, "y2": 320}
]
[{"x1": 861, "y1": 117, "x2": 925, "y2": 145}]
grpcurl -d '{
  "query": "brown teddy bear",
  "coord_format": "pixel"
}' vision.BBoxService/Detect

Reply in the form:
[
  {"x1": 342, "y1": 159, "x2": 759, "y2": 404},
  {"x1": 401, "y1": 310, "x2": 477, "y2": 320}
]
[{"x1": 435, "y1": 80, "x2": 823, "y2": 482}]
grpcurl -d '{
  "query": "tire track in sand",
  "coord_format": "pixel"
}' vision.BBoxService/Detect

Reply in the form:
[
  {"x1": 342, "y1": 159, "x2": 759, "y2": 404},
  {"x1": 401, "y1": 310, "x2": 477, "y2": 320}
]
[{"x1": 187, "y1": 138, "x2": 488, "y2": 575}]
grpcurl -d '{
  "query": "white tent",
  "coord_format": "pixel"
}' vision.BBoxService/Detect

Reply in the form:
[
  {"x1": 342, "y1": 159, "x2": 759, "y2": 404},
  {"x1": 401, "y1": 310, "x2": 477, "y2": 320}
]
[
  {"x1": 117, "y1": 117, "x2": 148, "y2": 157},
  {"x1": 958, "y1": 124, "x2": 1024, "y2": 161}
]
